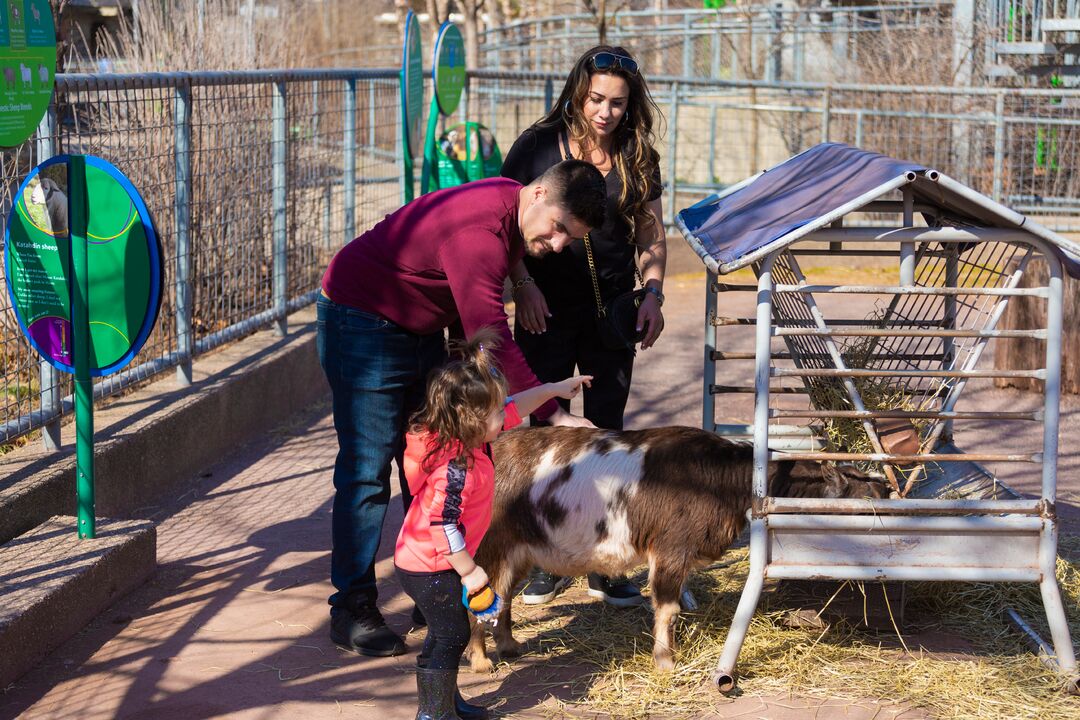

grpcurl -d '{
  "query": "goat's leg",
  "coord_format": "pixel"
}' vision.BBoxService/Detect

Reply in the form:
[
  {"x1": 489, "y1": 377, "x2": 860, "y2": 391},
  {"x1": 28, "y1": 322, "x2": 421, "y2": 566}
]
[
  {"x1": 466, "y1": 550, "x2": 509, "y2": 673},
  {"x1": 466, "y1": 612, "x2": 493, "y2": 673},
  {"x1": 492, "y1": 558, "x2": 530, "y2": 660},
  {"x1": 649, "y1": 556, "x2": 686, "y2": 671}
]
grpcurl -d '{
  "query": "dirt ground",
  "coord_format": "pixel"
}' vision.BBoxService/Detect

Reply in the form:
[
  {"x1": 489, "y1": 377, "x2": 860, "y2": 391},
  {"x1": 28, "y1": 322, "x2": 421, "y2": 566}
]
[{"x1": 0, "y1": 238, "x2": 1077, "y2": 719}]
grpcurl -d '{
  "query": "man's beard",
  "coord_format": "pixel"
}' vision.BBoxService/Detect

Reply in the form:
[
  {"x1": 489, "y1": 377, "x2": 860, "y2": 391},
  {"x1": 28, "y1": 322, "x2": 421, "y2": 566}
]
[{"x1": 524, "y1": 238, "x2": 552, "y2": 258}]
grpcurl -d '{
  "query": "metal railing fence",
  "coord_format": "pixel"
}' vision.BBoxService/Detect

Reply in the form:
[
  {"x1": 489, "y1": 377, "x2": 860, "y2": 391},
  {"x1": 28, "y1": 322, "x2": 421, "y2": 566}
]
[
  {"x1": 477, "y1": 2, "x2": 952, "y2": 82},
  {"x1": 0, "y1": 69, "x2": 402, "y2": 448},
  {"x1": 4, "y1": 66, "x2": 1080, "y2": 450},
  {"x1": 467, "y1": 69, "x2": 1080, "y2": 231}
]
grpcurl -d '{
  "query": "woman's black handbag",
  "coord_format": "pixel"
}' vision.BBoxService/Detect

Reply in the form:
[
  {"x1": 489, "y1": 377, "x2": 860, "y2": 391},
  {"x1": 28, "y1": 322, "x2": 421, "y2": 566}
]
[{"x1": 582, "y1": 233, "x2": 646, "y2": 351}]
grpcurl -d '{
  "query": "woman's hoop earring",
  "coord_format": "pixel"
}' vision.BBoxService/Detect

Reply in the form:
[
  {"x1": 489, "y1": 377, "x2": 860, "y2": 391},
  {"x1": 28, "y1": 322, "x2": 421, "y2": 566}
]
[{"x1": 562, "y1": 99, "x2": 572, "y2": 117}]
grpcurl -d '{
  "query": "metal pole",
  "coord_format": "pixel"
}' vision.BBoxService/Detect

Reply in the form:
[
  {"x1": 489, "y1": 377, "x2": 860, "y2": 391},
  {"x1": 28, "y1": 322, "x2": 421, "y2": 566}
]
[
  {"x1": 666, "y1": 82, "x2": 679, "y2": 228},
  {"x1": 768, "y1": 1, "x2": 783, "y2": 82},
  {"x1": 992, "y1": 91, "x2": 1006, "y2": 202},
  {"x1": 35, "y1": 106, "x2": 60, "y2": 450},
  {"x1": 682, "y1": 15, "x2": 692, "y2": 77},
  {"x1": 943, "y1": 245, "x2": 958, "y2": 438},
  {"x1": 708, "y1": 103, "x2": 717, "y2": 185},
  {"x1": 271, "y1": 80, "x2": 287, "y2": 337},
  {"x1": 855, "y1": 108, "x2": 864, "y2": 148},
  {"x1": 246, "y1": 0, "x2": 255, "y2": 61},
  {"x1": 344, "y1": 78, "x2": 357, "y2": 242},
  {"x1": 712, "y1": 23, "x2": 721, "y2": 79},
  {"x1": 544, "y1": 77, "x2": 554, "y2": 114},
  {"x1": 70, "y1": 155, "x2": 94, "y2": 539},
  {"x1": 367, "y1": 81, "x2": 376, "y2": 149},
  {"x1": 1043, "y1": 257, "x2": 1063, "y2": 506},
  {"x1": 174, "y1": 83, "x2": 193, "y2": 386},
  {"x1": 1037, "y1": 252, "x2": 1080, "y2": 679},
  {"x1": 900, "y1": 186, "x2": 915, "y2": 287},
  {"x1": 703, "y1": 271, "x2": 717, "y2": 432},
  {"x1": 323, "y1": 182, "x2": 332, "y2": 252},
  {"x1": 821, "y1": 86, "x2": 831, "y2": 143},
  {"x1": 713, "y1": 253, "x2": 775, "y2": 692}
]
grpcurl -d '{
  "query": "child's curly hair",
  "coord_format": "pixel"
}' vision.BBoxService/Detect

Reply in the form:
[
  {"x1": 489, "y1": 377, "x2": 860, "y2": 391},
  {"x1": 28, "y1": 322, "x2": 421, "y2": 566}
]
[{"x1": 410, "y1": 327, "x2": 509, "y2": 471}]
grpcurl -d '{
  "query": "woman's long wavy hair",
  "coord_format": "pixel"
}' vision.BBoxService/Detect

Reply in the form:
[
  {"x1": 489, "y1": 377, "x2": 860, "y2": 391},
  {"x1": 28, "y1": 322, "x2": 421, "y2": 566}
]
[
  {"x1": 536, "y1": 45, "x2": 663, "y2": 243},
  {"x1": 409, "y1": 328, "x2": 508, "y2": 471}
]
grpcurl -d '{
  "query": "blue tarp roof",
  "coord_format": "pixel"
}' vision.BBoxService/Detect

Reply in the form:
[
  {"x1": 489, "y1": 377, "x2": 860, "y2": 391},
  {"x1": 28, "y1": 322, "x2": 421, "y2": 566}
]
[
  {"x1": 678, "y1": 143, "x2": 924, "y2": 270},
  {"x1": 677, "y1": 142, "x2": 1080, "y2": 278}
]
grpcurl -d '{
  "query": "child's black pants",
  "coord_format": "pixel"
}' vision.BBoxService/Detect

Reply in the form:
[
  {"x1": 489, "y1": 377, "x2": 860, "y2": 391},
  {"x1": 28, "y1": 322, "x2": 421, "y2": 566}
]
[{"x1": 396, "y1": 567, "x2": 471, "y2": 669}]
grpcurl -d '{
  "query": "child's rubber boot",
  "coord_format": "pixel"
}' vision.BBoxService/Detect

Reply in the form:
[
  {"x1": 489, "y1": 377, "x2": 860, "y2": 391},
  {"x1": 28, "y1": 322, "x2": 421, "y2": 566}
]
[
  {"x1": 454, "y1": 688, "x2": 490, "y2": 720},
  {"x1": 415, "y1": 667, "x2": 457, "y2": 720}
]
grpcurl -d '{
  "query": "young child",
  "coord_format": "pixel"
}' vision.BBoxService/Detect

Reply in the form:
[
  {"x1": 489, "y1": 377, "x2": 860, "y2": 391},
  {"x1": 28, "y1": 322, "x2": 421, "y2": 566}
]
[{"x1": 394, "y1": 330, "x2": 591, "y2": 720}]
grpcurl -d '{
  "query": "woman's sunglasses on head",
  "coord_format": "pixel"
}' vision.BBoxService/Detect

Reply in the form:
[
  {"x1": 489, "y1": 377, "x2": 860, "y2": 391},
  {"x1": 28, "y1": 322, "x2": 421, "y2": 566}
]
[{"x1": 589, "y1": 52, "x2": 639, "y2": 75}]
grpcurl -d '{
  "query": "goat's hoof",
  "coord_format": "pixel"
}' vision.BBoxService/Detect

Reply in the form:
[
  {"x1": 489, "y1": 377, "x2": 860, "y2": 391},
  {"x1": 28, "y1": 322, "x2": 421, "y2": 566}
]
[
  {"x1": 496, "y1": 638, "x2": 524, "y2": 658},
  {"x1": 652, "y1": 654, "x2": 676, "y2": 672},
  {"x1": 469, "y1": 655, "x2": 496, "y2": 674}
]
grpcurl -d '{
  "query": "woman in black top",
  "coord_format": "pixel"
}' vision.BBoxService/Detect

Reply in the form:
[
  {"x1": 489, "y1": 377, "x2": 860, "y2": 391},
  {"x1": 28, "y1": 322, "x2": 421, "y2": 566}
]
[{"x1": 501, "y1": 45, "x2": 667, "y2": 608}]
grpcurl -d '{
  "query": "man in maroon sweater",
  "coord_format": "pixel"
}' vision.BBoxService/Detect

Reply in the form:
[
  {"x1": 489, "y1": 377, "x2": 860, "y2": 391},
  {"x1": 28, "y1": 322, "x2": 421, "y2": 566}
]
[{"x1": 317, "y1": 159, "x2": 606, "y2": 657}]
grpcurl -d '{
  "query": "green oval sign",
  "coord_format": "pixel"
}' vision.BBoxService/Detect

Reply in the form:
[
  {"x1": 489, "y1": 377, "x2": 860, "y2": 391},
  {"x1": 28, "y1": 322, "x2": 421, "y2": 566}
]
[
  {"x1": 4, "y1": 155, "x2": 163, "y2": 376},
  {"x1": 401, "y1": 11, "x2": 423, "y2": 156},
  {"x1": 433, "y1": 22, "x2": 465, "y2": 116},
  {"x1": 0, "y1": 0, "x2": 55, "y2": 147}
]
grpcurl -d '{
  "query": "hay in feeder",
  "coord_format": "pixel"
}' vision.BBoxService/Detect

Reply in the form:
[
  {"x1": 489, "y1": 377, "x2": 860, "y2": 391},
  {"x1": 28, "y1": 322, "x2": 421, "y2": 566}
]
[
  {"x1": 503, "y1": 538, "x2": 1080, "y2": 720},
  {"x1": 801, "y1": 313, "x2": 946, "y2": 493}
]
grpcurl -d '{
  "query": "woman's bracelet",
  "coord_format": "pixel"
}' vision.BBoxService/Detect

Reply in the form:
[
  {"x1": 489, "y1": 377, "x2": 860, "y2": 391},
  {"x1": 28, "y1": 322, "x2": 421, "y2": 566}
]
[{"x1": 511, "y1": 276, "x2": 535, "y2": 294}]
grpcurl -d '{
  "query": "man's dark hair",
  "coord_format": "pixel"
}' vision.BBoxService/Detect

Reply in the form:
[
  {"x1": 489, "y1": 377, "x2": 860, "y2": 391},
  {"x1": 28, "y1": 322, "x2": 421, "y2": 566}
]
[{"x1": 536, "y1": 159, "x2": 606, "y2": 230}]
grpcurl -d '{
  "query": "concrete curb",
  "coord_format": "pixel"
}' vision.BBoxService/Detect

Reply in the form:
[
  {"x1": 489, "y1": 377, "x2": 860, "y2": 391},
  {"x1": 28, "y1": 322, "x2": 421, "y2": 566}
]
[
  {"x1": 0, "y1": 307, "x2": 329, "y2": 544},
  {"x1": 0, "y1": 516, "x2": 157, "y2": 688}
]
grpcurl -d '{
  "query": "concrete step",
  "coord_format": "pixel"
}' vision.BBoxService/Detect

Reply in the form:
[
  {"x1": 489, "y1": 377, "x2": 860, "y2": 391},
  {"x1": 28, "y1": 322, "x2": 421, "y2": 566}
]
[
  {"x1": 0, "y1": 516, "x2": 156, "y2": 688},
  {"x1": 1043, "y1": 18, "x2": 1080, "y2": 33},
  {"x1": 0, "y1": 305, "x2": 326, "y2": 546},
  {"x1": 997, "y1": 41, "x2": 1060, "y2": 55}
]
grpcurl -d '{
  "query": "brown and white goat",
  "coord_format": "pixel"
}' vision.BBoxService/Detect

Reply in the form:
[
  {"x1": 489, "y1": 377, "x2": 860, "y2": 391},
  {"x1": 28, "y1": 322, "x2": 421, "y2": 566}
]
[{"x1": 467, "y1": 425, "x2": 888, "y2": 672}]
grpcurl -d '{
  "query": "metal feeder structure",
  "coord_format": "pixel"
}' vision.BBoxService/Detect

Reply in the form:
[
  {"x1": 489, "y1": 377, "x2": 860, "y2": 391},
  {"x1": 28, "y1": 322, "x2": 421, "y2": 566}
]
[{"x1": 676, "y1": 143, "x2": 1080, "y2": 693}]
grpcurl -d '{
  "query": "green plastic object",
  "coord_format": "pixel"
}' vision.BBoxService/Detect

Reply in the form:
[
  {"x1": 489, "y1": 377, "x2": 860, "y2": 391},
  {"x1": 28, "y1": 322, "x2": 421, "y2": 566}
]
[
  {"x1": 432, "y1": 122, "x2": 502, "y2": 190},
  {"x1": 433, "y1": 22, "x2": 465, "y2": 116},
  {"x1": 400, "y1": 10, "x2": 423, "y2": 203}
]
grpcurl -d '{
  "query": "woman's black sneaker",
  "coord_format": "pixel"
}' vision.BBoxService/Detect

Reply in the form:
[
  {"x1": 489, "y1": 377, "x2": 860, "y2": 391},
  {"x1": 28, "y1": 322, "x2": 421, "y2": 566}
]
[
  {"x1": 521, "y1": 568, "x2": 571, "y2": 605},
  {"x1": 330, "y1": 604, "x2": 407, "y2": 656},
  {"x1": 587, "y1": 573, "x2": 646, "y2": 608}
]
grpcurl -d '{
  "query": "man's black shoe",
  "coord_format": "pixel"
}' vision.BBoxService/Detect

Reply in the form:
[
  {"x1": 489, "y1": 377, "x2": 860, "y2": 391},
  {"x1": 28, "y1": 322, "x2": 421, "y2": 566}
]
[
  {"x1": 521, "y1": 568, "x2": 571, "y2": 605},
  {"x1": 587, "y1": 573, "x2": 646, "y2": 608},
  {"x1": 330, "y1": 604, "x2": 407, "y2": 657}
]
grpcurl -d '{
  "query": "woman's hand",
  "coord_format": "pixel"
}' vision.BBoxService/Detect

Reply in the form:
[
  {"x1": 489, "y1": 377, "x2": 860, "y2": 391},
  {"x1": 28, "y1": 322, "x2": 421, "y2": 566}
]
[
  {"x1": 461, "y1": 565, "x2": 489, "y2": 594},
  {"x1": 637, "y1": 293, "x2": 665, "y2": 349},
  {"x1": 513, "y1": 281, "x2": 551, "y2": 334}
]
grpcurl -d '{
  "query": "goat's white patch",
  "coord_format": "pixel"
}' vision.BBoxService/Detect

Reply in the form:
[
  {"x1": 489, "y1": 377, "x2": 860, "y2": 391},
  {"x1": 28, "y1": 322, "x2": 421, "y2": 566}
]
[{"x1": 527, "y1": 440, "x2": 647, "y2": 575}]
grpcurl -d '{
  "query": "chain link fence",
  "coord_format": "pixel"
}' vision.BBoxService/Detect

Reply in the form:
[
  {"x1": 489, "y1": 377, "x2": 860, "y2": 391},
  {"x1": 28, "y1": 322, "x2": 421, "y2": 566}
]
[
  {"x1": 467, "y1": 69, "x2": 1080, "y2": 231},
  {"x1": 1, "y1": 69, "x2": 401, "y2": 448}
]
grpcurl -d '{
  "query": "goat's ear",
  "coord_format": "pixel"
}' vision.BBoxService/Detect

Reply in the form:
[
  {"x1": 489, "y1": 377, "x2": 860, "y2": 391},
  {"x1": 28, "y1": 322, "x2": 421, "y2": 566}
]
[{"x1": 821, "y1": 462, "x2": 842, "y2": 484}]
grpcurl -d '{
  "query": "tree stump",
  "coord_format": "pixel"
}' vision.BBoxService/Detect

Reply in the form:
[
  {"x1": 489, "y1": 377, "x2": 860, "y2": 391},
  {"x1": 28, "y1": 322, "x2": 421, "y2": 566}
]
[{"x1": 994, "y1": 257, "x2": 1080, "y2": 394}]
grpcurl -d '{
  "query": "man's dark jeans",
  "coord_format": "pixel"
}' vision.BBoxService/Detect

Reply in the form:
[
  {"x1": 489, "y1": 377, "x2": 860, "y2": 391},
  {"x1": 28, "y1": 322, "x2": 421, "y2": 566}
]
[{"x1": 316, "y1": 296, "x2": 446, "y2": 611}]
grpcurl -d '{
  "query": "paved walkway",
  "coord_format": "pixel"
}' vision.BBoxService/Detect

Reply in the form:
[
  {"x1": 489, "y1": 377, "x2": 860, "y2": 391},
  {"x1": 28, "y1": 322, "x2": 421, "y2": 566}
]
[{"x1": 1, "y1": 253, "x2": 1076, "y2": 719}]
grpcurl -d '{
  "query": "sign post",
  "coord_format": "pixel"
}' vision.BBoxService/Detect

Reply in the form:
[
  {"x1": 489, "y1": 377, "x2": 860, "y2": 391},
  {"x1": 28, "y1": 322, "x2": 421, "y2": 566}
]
[
  {"x1": 421, "y1": 22, "x2": 465, "y2": 195},
  {"x1": 400, "y1": 11, "x2": 423, "y2": 204},
  {"x1": 4, "y1": 156, "x2": 163, "y2": 538}
]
